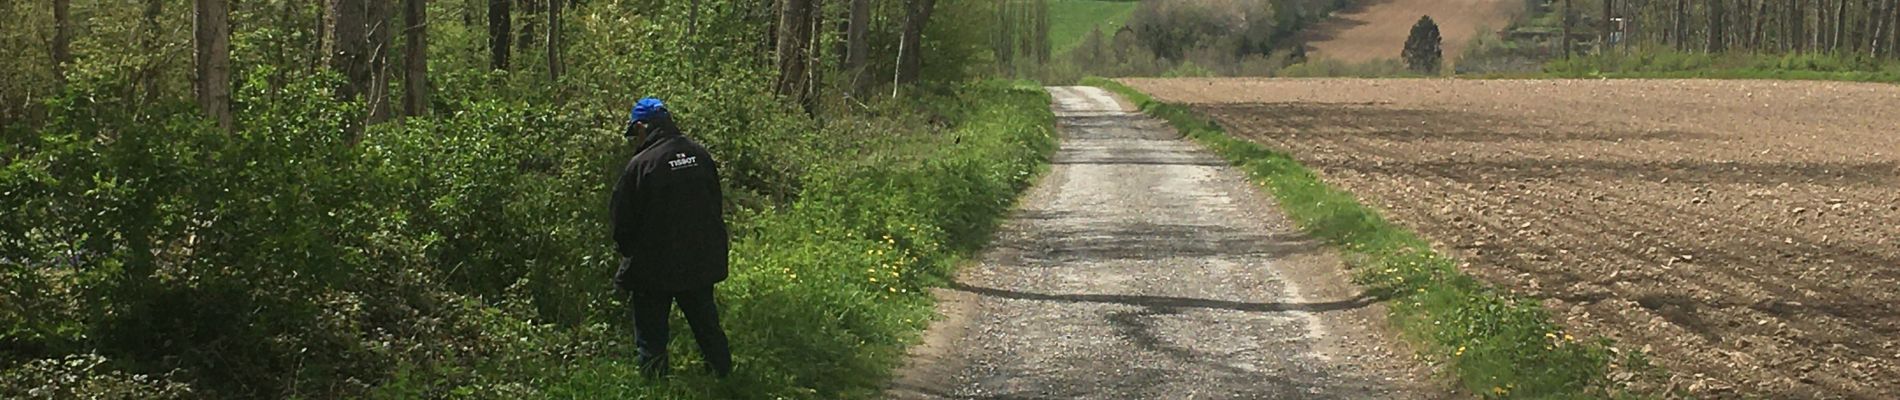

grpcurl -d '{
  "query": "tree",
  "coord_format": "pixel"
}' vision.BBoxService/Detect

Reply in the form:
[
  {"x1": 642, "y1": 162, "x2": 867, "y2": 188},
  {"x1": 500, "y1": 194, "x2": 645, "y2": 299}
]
[
  {"x1": 1709, "y1": 0, "x2": 1727, "y2": 52},
  {"x1": 1561, "y1": 0, "x2": 1573, "y2": 57},
  {"x1": 1674, "y1": 0, "x2": 1689, "y2": 50},
  {"x1": 1402, "y1": 15, "x2": 1443, "y2": 74},
  {"x1": 52, "y1": 0, "x2": 72, "y2": 85},
  {"x1": 326, "y1": 0, "x2": 369, "y2": 102},
  {"x1": 845, "y1": 0, "x2": 870, "y2": 94},
  {"x1": 775, "y1": 0, "x2": 815, "y2": 108},
  {"x1": 547, "y1": 0, "x2": 563, "y2": 83},
  {"x1": 489, "y1": 0, "x2": 512, "y2": 70},
  {"x1": 140, "y1": 0, "x2": 164, "y2": 102},
  {"x1": 403, "y1": 0, "x2": 429, "y2": 117},
  {"x1": 517, "y1": 0, "x2": 539, "y2": 62},
  {"x1": 897, "y1": 0, "x2": 937, "y2": 85},
  {"x1": 366, "y1": 0, "x2": 395, "y2": 124},
  {"x1": 195, "y1": 0, "x2": 234, "y2": 132}
]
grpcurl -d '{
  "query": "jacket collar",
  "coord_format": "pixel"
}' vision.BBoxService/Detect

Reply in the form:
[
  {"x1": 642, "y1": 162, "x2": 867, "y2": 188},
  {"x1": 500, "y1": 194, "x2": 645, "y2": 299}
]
[{"x1": 634, "y1": 121, "x2": 683, "y2": 155}]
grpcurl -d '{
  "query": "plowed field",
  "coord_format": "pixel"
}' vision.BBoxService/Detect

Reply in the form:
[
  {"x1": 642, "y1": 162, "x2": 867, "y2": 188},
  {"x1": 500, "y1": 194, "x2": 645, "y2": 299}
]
[{"x1": 1125, "y1": 78, "x2": 1900, "y2": 399}]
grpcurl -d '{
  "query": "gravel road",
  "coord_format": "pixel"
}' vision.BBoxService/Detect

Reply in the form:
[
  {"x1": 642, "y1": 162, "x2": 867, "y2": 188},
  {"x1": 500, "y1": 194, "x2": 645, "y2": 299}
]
[{"x1": 884, "y1": 87, "x2": 1437, "y2": 399}]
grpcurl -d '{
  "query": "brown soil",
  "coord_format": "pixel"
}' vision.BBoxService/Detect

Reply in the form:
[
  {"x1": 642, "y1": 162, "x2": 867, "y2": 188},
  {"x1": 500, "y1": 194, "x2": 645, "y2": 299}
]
[
  {"x1": 1298, "y1": 0, "x2": 1523, "y2": 63},
  {"x1": 1124, "y1": 78, "x2": 1900, "y2": 399}
]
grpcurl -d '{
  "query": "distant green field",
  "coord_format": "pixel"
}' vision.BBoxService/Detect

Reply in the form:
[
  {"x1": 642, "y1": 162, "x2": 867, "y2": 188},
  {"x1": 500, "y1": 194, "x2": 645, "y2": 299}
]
[{"x1": 1049, "y1": 0, "x2": 1139, "y2": 54}]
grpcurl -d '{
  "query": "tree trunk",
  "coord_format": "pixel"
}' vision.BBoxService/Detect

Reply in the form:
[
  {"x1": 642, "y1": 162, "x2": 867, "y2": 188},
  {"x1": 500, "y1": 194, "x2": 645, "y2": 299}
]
[
  {"x1": 1834, "y1": 0, "x2": 1847, "y2": 52},
  {"x1": 1874, "y1": 0, "x2": 1892, "y2": 58},
  {"x1": 1753, "y1": 0, "x2": 1771, "y2": 50},
  {"x1": 1675, "y1": 0, "x2": 1689, "y2": 50},
  {"x1": 898, "y1": 0, "x2": 935, "y2": 84},
  {"x1": 547, "y1": 0, "x2": 563, "y2": 82},
  {"x1": 517, "y1": 0, "x2": 538, "y2": 62},
  {"x1": 489, "y1": 0, "x2": 512, "y2": 70},
  {"x1": 52, "y1": 0, "x2": 71, "y2": 85},
  {"x1": 1561, "y1": 0, "x2": 1573, "y2": 57},
  {"x1": 194, "y1": 0, "x2": 233, "y2": 132},
  {"x1": 404, "y1": 0, "x2": 429, "y2": 117},
  {"x1": 140, "y1": 0, "x2": 164, "y2": 102},
  {"x1": 775, "y1": 0, "x2": 814, "y2": 107},
  {"x1": 366, "y1": 0, "x2": 395, "y2": 124},
  {"x1": 845, "y1": 0, "x2": 869, "y2": 94},
  {"x1": 1709, "y1": 0, "x2": 1728, "y2": 52}
]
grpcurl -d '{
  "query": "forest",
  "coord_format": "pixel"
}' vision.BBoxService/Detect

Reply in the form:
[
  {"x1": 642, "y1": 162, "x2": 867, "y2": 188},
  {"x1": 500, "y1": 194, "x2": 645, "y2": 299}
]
[{"x1": 3, "y1": 0, "x2": 1057, "y2": 398}]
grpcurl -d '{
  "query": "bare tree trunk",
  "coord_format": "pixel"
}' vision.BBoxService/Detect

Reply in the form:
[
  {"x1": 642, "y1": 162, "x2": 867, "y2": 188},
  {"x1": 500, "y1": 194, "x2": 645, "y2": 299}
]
[
  {"x1": 1877, "y1": 0, "x2": 1892, "y2": 57},
  {"x1": 52, "y1": 0, "x2": 71, "y2": 85},
  {"x1": 489, "y1": 0, "x2": 512, "y2": 70},
  {"x1": 806, "y1": 0, "x2": 823, "y2": 107},
  {"x1": 195, "y1": 0, "x2": 233, "y2": 132},
  {"x1": 404, "y1": 0, "x2": 429, "y2": 117},
  {"x1": 1675, "y1": 0, "x2": 1689, "y2": 50},
  {"x1": 1834, "y1": 0, "x2": 1847, "y2": 51},
  {"x1": 547, "y1": 0, "x2": 562, "y2": 82},
  {"x1": 897, "y1": 0, "x2": 936, "y2": 84},
  {"x1": 326, "y1": 0, "x2": 370, "y2": 139},
  {"x1": 1710, "y1": 0, "x2": 1728, "y2": 52},
  {"x1": 845, "y1": 0, "x2": 869, "y2": 94},
  {"x1": 1753, "y1": 0, "x2": 1771, "y2": 50},
  {"x1": 366, "y1": 0, "x2": 394, "y2": 124},
  {"x1": 776, "y1": 0, "x2": 813, "y2": 107},
  {"x1": 1875, "y1": 0, "x2": 1892, "y2": 58}
]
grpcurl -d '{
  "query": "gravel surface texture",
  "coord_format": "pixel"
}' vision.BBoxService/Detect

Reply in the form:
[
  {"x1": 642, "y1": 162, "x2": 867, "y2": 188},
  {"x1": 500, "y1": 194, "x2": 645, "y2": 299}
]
[{"x1": 885, "y1": 86, "x2": 1438, "y2": 400}]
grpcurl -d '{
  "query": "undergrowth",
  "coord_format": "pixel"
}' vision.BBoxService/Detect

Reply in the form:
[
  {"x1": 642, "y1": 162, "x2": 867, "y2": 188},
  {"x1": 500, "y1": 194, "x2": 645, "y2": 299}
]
[{"x1": 1085, "y1": 77, "x2": 1666, "y2": 399}]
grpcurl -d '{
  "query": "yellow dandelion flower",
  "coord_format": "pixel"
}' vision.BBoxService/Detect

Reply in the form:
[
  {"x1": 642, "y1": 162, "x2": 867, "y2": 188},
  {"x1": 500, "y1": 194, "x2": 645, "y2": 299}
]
[
  {"x1": 1455, "y1": 346, "x2": 1466, "y2": 356},
  {"x1": 1491, "y1": 386, "x2": 1508, "y2": 395}
]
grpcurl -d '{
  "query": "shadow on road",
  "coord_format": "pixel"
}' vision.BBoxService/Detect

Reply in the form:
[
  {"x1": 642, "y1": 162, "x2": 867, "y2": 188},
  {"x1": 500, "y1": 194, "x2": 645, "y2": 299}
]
[{"x1": 949, "y1": 281, "x2": 1376, "y2": 314}]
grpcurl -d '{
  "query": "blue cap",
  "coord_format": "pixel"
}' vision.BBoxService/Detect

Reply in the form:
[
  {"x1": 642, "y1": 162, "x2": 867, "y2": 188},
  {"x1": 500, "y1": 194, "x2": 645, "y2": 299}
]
[{"x1": 630, "y1": 97, "x2": 668, "y2": 123}]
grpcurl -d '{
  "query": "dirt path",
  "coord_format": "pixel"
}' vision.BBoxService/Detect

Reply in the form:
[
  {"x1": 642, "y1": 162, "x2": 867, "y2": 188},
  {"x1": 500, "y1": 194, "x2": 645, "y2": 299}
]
[
  {"x1": 1125, "y1": 78, "x2": 1900, "y2": 399},
  {"x1": 884, "y1": 87, "x2": 1438, "y2": 399},
  {"x1": 1297, "y1": 0, "x2": 1523, "y2": 63}
]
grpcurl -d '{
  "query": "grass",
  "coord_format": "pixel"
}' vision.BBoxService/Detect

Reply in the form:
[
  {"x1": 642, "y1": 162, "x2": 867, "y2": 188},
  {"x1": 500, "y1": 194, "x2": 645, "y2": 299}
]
[
  {"x1": 1084, "y1": 77, "x2": 1665, "y2": 399},
  {"x1": 1539, "y1": 51, "x2": 1900, "y2": 83},
  {"x1": 1048, "y1": 0, "x2": 1139, "y2": 54},
  {"x1": 512, "y1": 81, "x2": 1059, "y2": 399}
]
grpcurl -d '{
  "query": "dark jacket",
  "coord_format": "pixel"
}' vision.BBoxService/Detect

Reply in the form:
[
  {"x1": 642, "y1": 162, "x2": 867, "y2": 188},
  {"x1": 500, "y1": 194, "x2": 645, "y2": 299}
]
[{"x1": 611, "y1": 120, "x2": 729, "y2": 293}]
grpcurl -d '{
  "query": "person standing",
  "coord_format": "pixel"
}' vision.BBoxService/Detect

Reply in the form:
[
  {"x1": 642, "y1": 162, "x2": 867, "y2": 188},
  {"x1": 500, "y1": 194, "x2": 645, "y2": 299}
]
[{"x1": 610, "y1": 97, "x2": 733, "y2": 378}]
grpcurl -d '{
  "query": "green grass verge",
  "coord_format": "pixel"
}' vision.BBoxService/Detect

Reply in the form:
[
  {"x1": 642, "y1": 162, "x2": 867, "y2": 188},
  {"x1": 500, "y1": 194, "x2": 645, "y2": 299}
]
[
  {"x1": 1084, "y1": 78, "x2": 1661, "y2": 399},
  {"x1": 1540, "y1": 51, "x2": 1900, "y2": 83},
  {"x1": 1049, "y1": 0, "x2": 1139, "y2": 54},
  {"x1": 515, "y1": 81, "x2": 1058, "y2": 399}
]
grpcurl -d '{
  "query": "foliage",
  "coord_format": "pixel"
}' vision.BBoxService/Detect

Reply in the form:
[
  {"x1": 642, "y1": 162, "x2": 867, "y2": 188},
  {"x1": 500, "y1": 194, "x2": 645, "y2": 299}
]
[
  {"x1": 1011, "y1": 0, "x2": 1353, "y2": 82},
  {"x1": 2, "y1": 0, "x2": 1042, "y2": 398},
  {"x1": 1088, "y1": 77, "x2": 1669, "y2": 399},
  {"x1": 1403, "y1": 16, "x2": 1445, "y2": 74}
]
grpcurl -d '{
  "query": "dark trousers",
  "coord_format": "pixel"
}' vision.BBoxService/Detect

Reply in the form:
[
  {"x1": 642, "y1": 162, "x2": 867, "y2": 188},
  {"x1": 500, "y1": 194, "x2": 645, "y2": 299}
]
[{"x1": 630, "y1": 285, "x2": 732, "y2": 377}]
